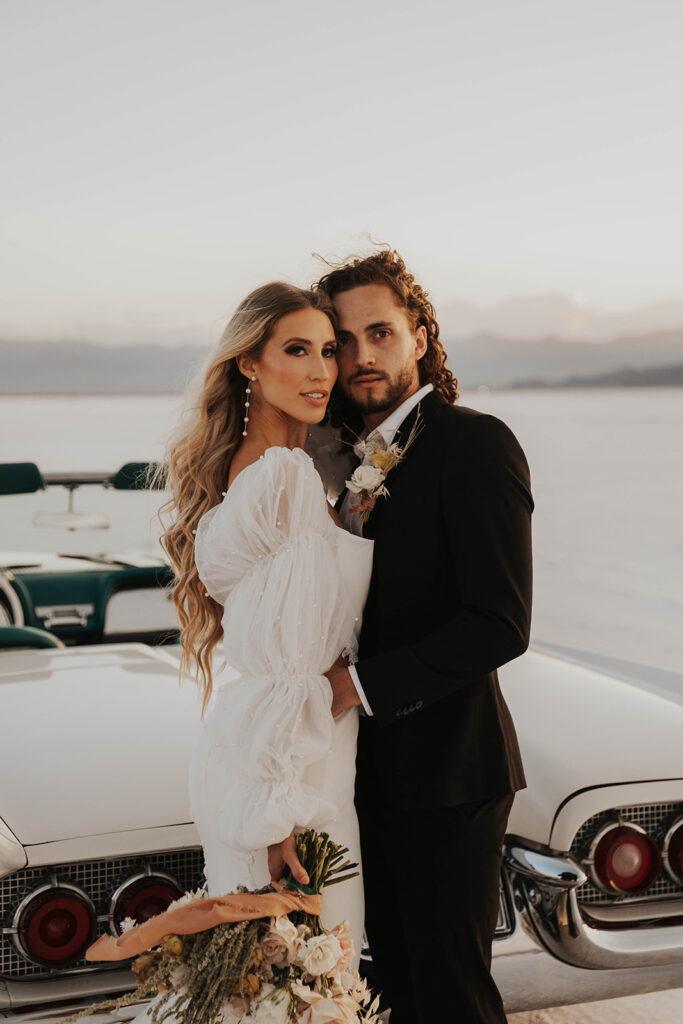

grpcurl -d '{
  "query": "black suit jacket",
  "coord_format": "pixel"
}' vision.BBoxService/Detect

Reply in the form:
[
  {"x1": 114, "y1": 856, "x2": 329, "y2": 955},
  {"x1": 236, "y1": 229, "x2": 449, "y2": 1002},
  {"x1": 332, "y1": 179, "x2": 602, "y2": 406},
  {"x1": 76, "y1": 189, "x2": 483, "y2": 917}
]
[{"x1": 345, "y1": 390, "x2": 533, "y2": 810}]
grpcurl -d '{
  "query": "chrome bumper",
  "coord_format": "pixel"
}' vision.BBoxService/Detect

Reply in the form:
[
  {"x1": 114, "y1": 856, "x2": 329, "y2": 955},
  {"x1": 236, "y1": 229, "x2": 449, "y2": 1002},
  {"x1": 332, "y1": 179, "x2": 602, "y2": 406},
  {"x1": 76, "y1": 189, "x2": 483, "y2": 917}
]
[
  {"x1": 504, "y1": 839, "x2": 683, "y2": 970},
  {"x1": 0, "y1": 967, "x2": 135, "y2": 1014}
]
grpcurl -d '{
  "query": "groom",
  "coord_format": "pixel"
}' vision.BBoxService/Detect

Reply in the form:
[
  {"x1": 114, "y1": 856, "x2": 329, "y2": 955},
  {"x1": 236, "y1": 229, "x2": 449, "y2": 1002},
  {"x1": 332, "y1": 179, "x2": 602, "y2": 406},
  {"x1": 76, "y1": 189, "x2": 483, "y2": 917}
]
[{"x1": 319, "y1": 251, "x2": 533, "y2": 1024}]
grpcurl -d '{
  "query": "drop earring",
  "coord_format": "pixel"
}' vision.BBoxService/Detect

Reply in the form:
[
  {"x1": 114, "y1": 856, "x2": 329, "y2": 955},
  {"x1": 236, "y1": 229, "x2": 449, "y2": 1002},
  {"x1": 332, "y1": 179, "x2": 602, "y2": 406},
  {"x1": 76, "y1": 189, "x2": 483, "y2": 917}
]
[{"x1": 243, "y1": 376, "x2": 256, "y2": 437}]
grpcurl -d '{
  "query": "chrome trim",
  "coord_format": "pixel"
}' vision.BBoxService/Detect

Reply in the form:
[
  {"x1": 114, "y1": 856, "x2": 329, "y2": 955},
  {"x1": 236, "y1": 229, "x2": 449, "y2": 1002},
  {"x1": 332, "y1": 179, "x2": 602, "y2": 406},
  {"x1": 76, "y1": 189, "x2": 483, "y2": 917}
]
[
  {"x1": 662, "y1": 816, "x2": 683, "y2": 885},
  {"x1": 0, "y1": 574, "x2": 24, "y2": 627},
  {"x1": 584, "y1": 819, "x2": 661, "y2": 895},
  {"x1": 505, "y1": 844, "x2": 586, "y2": 889},
  {"x1": 506, "y1": 839, "x2": 683, "y2": 969},
  {"x1": 0, "y1": 966, "x2": 136, "y2": 1012},
  {"x1": 0, "y1": 821, "x2": 26, "y2": 881},
  {"x1": 107, "y1": 868, "x2": 181, "y2": 936},
  {"x1": 581, "y1": 897, "x2": 683, "y2": 925},
  {"x1": 34, "y1": 604, "x2": 94, "y2": 628},
  {"x1": 11, "y1": 880, "x2": 96, "y2": 968}
]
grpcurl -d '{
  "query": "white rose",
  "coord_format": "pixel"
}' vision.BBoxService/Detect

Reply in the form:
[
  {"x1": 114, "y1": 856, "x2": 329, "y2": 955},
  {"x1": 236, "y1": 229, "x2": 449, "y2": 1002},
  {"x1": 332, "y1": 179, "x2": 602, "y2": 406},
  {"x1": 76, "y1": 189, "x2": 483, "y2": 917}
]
[
  {"x1": 300, "y1": 932, "x2": 344, "y2": 976},
  {"x1": 270, "y1": 915, "x2": 298, "y2": 945},
  {"x1": 297, "y1": 993, "x2": 359, "y2": 1024},
  {"x1": 329, "y1": 920, "x2": 355, "y2": 969},
  {"x1": 346, "y1": 464, "x2": 385, "y2": 495},
  {"x1": 261, "y1": 915, "x2": 298, "y2": 966}
]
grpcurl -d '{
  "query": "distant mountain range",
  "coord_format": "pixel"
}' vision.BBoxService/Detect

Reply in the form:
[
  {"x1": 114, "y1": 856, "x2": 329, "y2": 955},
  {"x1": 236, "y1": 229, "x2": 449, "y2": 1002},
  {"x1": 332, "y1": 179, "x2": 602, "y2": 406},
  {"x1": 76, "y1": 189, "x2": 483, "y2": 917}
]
[
  {"x1": 439, "y1": 293, "x2": 683, "y2": 342},
  {"x1": 445, "y1": 328, "x2": 683, "y2": 388},
  {"x1": 1, "y1": 340, "x2": 205, "y2": 394},
  {"x1": 2, "y1": 293, "x2": 683, "y2": 392},
  {"x1": 512, "y1": 361, "x2": 683, "y2": 389}
]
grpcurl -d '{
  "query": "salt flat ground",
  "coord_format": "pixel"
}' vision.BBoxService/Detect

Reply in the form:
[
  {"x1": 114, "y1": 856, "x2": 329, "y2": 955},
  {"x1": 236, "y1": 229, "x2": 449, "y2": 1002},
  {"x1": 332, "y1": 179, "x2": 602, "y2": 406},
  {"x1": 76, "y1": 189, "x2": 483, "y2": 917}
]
[
  {"x1": 3, "y1": 389, "x2": 682, "y2": 675},
  {"x1": 13, "y1": 989, "x2": 683, "y2": 1023},
  {"x1": 508, "y1": 988, "x2": 682, "y2": 1023}
]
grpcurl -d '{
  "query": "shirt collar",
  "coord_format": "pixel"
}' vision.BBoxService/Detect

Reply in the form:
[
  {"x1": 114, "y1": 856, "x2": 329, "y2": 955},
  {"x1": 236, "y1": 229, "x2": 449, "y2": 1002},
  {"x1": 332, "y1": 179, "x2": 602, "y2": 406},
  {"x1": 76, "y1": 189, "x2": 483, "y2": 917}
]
[{"x1": 365, "y1": 382, "x2": 434, "y2": 446}]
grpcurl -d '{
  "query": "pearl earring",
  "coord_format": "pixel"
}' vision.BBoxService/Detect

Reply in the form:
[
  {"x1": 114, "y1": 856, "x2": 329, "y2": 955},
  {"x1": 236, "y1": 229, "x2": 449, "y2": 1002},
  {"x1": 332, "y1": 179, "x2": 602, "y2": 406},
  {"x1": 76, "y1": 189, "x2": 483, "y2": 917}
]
[{"x1": 243, "y1": 376, "x2": 256, "y2": 437}]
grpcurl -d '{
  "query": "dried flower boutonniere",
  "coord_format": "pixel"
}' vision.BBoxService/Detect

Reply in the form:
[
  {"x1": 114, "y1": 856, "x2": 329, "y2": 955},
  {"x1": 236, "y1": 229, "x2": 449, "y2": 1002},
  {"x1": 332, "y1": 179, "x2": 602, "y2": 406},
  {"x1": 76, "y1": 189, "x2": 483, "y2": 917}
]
[{"x1": 345, "y1": 408, "x2": 424, "y2": 523}]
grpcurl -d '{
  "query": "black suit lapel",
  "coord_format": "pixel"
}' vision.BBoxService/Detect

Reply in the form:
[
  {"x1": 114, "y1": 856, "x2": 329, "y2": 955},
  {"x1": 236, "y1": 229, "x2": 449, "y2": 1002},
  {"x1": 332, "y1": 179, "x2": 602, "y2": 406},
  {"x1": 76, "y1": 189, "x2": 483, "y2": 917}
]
[{"x1": 362, "y1": 390, "x2": 446, "y2": 537}]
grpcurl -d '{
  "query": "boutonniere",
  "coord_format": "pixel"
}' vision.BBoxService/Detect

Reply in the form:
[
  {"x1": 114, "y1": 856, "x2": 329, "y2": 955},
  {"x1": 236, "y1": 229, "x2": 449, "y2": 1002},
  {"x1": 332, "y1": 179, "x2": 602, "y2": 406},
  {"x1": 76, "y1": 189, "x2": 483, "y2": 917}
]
[{"x1": 345, "y1": 408, "x2": 423, "y2": 523}]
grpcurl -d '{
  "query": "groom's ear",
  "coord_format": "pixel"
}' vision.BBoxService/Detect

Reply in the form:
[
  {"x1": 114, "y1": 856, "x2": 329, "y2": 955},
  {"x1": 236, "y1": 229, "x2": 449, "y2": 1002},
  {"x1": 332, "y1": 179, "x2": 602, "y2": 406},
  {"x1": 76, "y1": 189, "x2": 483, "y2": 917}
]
[{"x1": 415, "y1": 324, "x2": 428, "y2": 361}]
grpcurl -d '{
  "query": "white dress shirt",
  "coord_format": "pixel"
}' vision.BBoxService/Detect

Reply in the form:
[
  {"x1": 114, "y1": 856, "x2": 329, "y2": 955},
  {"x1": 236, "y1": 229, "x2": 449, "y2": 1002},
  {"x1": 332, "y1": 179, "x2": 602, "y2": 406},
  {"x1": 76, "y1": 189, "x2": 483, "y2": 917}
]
[{"x1": 340, "y1": 383, "x2": 434, "y2": 715}]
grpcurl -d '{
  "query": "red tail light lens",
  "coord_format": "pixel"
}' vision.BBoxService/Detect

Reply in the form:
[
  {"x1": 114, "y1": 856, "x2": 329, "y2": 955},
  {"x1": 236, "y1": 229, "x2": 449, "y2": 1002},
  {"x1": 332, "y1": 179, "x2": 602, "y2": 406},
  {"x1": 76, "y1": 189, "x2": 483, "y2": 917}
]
[
  {"x1": 590, "y1": 822, "x2": 661, "y2": 894},
  {"x1": 14, "y1": 885, "x2": 96, "y2": 967},
  {"x1": 663, "y1": 817, "x2": 683, "y2": 884},
  {"x1": 109, "y1": 872, "x2": 182, "y2": 935}
]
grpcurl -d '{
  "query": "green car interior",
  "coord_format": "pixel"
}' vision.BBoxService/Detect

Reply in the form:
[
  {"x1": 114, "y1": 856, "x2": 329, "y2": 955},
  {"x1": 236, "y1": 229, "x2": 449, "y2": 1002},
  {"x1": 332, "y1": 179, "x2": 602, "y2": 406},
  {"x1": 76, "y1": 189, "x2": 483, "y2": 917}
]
[{"x1": 0, "y1": 461, "x2": 178, "y2": 651}]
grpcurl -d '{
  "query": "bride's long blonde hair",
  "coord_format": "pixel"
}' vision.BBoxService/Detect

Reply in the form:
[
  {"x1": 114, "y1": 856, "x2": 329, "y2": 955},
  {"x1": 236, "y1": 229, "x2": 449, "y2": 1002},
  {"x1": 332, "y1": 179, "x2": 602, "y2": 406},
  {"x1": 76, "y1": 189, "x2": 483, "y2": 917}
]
[{"x1": 148, "y1": 282, "x2": 336, "y2": 718}]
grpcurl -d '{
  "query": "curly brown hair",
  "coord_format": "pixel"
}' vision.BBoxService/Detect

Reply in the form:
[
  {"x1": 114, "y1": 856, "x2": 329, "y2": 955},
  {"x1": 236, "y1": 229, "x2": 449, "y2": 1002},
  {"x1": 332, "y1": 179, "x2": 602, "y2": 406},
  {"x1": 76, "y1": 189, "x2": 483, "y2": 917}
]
[{"x1": 315, "y1": 248, "x2": 459, "y2": 415}]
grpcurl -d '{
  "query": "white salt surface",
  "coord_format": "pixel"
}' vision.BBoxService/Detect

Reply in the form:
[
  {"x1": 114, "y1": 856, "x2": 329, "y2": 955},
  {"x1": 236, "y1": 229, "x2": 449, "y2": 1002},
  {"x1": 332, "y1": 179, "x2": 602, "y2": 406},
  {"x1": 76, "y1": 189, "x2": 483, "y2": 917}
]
[
  {"x1": 509, "y1": 987, "x2": 683, "y2": 1023},
  {"x1": 15, "y1": 990, "x2": 683, "y2": 1023},
  {"x1": 2, "y1": 389, "x2": 681, "y2": 674}
]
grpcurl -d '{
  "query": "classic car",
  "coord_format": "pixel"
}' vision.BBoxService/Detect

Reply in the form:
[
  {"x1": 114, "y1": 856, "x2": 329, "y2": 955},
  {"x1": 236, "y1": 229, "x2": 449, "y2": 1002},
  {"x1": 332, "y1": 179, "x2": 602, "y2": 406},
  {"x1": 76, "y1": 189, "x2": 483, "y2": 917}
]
[{"x1": 1, "y1": 461, "x2": 682, "y2": 1019}]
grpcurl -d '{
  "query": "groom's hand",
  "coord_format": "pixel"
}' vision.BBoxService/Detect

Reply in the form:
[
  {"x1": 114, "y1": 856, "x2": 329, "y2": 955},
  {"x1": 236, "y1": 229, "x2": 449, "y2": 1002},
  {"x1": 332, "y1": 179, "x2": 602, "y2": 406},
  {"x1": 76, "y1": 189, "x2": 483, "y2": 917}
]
[
  {"x1": 267, "y1": 829, "x2": 309, "y2": 886},
  {"x1": 325, "y1": 658, "x2": 361, "y2": 718}
]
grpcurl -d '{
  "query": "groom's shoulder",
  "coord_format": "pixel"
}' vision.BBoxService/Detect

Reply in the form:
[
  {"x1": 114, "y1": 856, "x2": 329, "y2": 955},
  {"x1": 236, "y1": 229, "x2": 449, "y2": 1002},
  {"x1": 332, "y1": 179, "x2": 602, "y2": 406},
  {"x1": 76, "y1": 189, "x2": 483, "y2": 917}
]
[{"x1": 433, "y1": 401, "x2": 524, "y2": 455}]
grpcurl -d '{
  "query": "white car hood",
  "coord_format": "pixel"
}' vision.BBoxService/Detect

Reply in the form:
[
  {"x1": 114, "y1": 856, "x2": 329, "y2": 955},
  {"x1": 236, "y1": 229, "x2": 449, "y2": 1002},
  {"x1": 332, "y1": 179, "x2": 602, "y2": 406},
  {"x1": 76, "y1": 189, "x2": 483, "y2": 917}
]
[
  {"x1": 0, "y1": 644, "x2": 204, "y2": 845},
  {"x1": 1, "y1": 642, "x2": 680, "y2": 850},
  {"x1": 502, "y1": 646, "x2": 683, "y2": 844}
]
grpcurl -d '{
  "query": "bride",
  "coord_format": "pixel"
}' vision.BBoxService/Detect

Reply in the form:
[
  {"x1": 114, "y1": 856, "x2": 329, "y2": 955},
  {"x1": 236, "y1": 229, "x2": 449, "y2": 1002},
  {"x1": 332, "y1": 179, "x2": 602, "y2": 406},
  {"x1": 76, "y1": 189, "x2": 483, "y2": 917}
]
[{"x1": 129, "y1": 282, "x2": 373, "y2": 1020}]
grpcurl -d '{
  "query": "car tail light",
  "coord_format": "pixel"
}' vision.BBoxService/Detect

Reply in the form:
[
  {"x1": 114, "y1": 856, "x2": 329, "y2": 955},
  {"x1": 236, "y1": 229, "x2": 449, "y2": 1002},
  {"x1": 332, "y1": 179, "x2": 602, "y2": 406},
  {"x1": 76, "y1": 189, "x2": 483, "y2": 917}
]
[
  {"x1": 109, "y1": 871, "x2": 182, "y2": 935},
  {"x1": 13, "y1": 883, "x2": 96, "y2": 967},
  {"x1": 663, "y1": 817, "x2": 683, "y2": 885},
  {"x1": 589, "y1": 821, "x2": 661, "y2": 894}
]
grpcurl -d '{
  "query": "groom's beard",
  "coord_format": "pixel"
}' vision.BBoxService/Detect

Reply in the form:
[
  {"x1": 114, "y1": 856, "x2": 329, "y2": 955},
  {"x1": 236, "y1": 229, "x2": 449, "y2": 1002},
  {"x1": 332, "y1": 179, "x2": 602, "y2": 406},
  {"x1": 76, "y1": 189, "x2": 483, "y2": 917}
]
[{"x1": 342, "y1": 363, "x2": 415, "y2": 415}]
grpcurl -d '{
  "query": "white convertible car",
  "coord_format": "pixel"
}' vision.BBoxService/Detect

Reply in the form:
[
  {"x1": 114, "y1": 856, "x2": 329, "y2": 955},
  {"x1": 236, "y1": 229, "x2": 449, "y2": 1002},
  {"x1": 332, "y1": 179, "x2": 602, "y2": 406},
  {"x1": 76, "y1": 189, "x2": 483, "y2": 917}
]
[{"x1": 1, "y1": 462, "x2": 682, "y2": 1018}]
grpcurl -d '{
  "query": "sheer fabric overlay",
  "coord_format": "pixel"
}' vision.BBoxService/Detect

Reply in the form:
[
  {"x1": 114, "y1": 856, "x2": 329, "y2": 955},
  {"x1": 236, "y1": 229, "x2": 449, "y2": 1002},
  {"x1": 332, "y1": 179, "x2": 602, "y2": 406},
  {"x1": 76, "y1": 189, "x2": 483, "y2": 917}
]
[
  {"x1": 125, "y1": 447, "x2": 371, "y2": 1024},
  {"x1": 193, "y1": 446, "x2": 359, "y2": 860}
]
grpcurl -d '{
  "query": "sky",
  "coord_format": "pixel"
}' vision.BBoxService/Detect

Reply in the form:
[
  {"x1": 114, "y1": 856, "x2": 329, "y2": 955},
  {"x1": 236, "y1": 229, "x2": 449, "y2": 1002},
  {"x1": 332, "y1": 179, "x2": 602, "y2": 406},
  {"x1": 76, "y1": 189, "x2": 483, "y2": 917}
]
[{"x1": 2, "y1": 0, "x2": 683, "y2": 344}]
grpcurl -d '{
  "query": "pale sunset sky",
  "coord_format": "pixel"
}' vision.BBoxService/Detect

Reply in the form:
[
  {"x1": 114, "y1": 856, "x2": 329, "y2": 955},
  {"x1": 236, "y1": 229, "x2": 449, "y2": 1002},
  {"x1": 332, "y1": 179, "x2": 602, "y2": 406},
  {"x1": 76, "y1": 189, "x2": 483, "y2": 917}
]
[{"x1": 2, "y1": 0, "x2": 682, "y2": 344}]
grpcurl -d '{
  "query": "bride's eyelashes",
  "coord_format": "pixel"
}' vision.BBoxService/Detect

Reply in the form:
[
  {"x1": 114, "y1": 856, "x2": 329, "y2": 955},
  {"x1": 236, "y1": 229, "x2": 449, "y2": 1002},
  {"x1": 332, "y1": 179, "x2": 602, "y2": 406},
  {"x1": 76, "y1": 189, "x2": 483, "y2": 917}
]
[{"x1": 284, "y1": 343, "x2": 338, "y2": 358}]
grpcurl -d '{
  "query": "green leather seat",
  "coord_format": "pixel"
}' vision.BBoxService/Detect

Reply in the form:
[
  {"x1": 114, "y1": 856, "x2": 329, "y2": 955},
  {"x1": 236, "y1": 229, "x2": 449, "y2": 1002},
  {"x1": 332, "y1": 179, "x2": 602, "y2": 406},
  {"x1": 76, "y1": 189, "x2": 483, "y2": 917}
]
[{"x1": 0, "y1": 625, "x2": 65, "y2": 649}]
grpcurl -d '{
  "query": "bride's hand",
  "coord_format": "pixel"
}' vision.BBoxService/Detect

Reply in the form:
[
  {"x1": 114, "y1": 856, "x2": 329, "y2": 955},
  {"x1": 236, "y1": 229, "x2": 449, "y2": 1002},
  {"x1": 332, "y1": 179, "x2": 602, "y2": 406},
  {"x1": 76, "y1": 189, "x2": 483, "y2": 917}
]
[
  {"x1": 267, "y1": 829, "x2": 309, "y2": 886},
  {"x1": 325, "y1": 653, "x2": 361, "y2": 718}
]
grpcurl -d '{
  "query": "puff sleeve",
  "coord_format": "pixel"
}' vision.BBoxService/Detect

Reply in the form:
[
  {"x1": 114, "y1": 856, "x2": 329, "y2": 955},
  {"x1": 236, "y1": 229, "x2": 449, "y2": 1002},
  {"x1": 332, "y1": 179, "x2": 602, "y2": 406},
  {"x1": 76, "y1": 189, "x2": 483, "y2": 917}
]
[{"x1": 193, "y1": 447, "x2": 355, "y2": 853}]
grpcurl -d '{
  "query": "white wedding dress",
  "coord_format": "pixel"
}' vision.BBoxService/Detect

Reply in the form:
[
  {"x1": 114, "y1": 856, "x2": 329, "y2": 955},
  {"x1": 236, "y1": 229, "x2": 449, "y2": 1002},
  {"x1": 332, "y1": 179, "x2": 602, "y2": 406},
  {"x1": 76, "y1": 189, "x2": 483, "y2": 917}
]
[{"x1": 128, "y1": 446, "x2": 373, "y2": 1021}]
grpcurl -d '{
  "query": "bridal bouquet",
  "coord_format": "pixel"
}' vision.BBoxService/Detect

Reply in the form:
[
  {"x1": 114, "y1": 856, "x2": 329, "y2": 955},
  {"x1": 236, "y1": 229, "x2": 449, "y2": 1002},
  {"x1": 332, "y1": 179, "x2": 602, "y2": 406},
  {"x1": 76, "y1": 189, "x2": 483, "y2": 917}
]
[{"x1": 62, "y1": 830, "x2": 380, "y2": 1024}]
